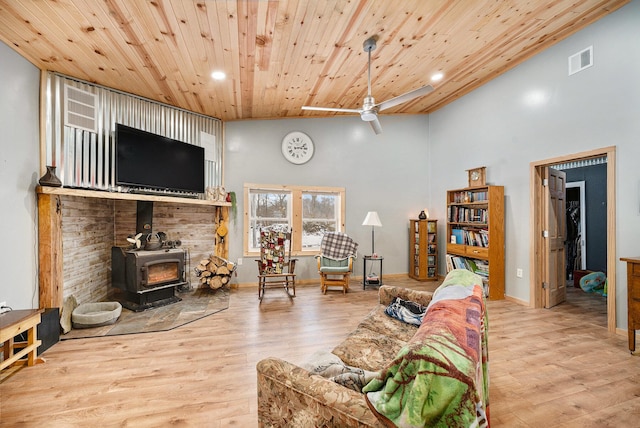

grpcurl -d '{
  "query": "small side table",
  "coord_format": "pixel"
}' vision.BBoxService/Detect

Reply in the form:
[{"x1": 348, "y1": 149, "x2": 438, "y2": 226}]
[
  {"x1": 363, "y1": 256, "x2": 383, "y2": 289},
  {"x1": 1, "y1": 309, "x2": 44, "y2": 377}
]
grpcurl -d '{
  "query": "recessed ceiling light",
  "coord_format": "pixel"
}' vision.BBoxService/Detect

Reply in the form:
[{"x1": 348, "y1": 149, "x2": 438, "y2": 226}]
[
  {"x1": 431, "y1": 72, "x2": 443, "y2": 82},
  {"x1": 211, "y1": 71, "x2": 226, "y2": 80}
]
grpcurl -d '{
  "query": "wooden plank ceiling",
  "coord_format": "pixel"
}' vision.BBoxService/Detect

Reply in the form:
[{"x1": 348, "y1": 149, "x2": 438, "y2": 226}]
[{"x1": 0, "y1": 0, "x2": 628, "y2": 122}]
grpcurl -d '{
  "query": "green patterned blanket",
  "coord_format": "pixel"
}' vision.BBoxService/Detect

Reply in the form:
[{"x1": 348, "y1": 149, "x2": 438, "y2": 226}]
[{"x1": 363, "y1": 269, "x2": 489, "y2": 427}]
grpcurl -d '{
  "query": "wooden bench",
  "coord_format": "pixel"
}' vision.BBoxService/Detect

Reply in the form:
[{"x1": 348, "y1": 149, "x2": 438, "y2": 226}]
[{"x1": 1, "y1": 309, "x2": 44, "y2": 380}]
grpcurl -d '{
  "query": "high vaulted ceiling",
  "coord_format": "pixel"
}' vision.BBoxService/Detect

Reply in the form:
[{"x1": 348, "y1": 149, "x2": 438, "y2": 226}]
[{"x1": 0, "y1": 0, "x2": 628, "y2": 122}]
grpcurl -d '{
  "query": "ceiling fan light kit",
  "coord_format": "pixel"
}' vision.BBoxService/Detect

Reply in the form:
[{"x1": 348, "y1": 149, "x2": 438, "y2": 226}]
[
  {"x1": 361, "y1": 111, "x2": 377, "y2": 122},
  {"x1": 302, "y1": 36, "x2": 433, "y2": 135}
]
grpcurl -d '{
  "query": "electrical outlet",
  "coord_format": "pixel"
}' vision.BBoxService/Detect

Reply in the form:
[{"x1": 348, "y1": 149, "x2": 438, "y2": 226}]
[
  {"x1": 237, "y1": 258, "x2": 243, "y2": 266},
  {"x1": 516, "y1": 268, "x2": 523, "y2": 278}
]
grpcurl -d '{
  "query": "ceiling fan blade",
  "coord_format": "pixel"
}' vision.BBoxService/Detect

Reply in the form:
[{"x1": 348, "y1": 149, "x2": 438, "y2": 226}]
[
  {"x1": 302, "y1": 106, "x2": 362, "y2": 113},
  {"x1": 376, "y1": 85, "x2": 434, "y2": 112},
  {"x1": 369, "y1": 116, "x2": 383, "y2": 135}
]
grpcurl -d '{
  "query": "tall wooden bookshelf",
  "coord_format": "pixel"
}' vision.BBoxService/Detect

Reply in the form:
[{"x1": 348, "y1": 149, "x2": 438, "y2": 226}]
[
  {"x1": 409, "y1": 219, "x2": 438, "y2": 281},
  {"x1": 446, "y1": 185, "x2": 505, "y2": 300}
]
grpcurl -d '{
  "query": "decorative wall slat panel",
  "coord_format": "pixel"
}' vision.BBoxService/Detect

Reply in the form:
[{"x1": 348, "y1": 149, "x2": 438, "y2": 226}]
[
  {"x1": 61, "y1": 196, "x2": 114, "y2": 304},
  {"x1": 44, "y1": 72, "x2": 223, "y2": 192}
]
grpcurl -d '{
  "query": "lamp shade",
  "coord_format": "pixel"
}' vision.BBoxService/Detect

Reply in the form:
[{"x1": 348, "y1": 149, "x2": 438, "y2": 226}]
[{"x1": 362, "y1": 211, "x2": 382, "y2": 227}]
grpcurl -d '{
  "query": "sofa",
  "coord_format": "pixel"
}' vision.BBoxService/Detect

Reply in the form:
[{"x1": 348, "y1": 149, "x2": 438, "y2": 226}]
[{"x1": 257, "y1": 269, "x2": 489, "y2": 427}]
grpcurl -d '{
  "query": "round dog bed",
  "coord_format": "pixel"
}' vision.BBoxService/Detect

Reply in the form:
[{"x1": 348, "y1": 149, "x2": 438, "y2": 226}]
[{"x1": 72, "y1": 302, "x2": 122, "y2": 329}]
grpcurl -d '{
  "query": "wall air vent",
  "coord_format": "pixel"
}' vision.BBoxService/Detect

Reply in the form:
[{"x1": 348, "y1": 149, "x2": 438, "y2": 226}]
[
  {"x1": 64, "y1": 85, "x2": 97, "y2": 133},
  {"x1": 568, "y1": 46, "x2": 593, "y2": 76}
]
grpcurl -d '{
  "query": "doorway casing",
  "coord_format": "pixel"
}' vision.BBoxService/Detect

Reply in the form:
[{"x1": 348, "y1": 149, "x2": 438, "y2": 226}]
[{"x1": 529, "y1": 146, "x2": 616, "y2": 333}]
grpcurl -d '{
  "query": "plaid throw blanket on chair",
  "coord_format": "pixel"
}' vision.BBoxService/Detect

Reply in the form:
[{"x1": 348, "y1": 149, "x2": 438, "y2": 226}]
[{"x1": 320, "y1": 232, "x2": 358, "y2": 260}]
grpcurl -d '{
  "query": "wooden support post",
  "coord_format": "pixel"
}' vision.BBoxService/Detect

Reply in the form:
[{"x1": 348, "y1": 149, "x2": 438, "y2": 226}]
[
  {"x1": 37, "y1": 192, "x2": 63, "y2": 309},
  {"x1": 215, "y1": 206, "x2": 229, "y2": 259}
]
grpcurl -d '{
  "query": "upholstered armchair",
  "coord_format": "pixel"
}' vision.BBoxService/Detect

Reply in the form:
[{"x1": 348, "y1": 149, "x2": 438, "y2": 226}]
[{"x1": 316, "y1": 232, "x2": 358, "y2": 294}]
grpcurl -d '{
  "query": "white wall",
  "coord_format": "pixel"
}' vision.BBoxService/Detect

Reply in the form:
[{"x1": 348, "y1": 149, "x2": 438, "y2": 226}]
[
  {"x1": 428, "y1": 1, "x2": 640, "y2": 327},
  {"x1": 0, "y1": 42, "x2": 41, "y2": 309},
  {"x1": 224, "y1": 115, "x2": 430, "y2": 284}
]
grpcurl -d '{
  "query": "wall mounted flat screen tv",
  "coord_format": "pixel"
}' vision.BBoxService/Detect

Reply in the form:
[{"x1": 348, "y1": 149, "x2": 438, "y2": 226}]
[{"x1": 115, "y1": 123, "x2": 205, "y2": 194}]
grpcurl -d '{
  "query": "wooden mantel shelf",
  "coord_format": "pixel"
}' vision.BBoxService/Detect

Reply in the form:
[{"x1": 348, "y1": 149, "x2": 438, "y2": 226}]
[{"x1": 36, "y1": 186, "x2": 231, "y2": 207}]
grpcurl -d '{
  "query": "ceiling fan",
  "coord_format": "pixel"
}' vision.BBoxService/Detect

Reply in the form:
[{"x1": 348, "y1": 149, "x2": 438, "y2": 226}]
[{"x1": 302, "y1": 36, "x2": 434, "y2": 135}]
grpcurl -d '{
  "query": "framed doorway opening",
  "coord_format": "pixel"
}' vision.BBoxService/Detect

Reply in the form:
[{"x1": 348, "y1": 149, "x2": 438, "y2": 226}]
[{"x1": 529, "y1": 146, "x2": 616, "y2": 333}]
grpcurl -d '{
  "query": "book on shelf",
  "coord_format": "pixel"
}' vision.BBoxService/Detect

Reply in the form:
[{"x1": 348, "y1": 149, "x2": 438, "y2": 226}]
[
  {"x1": 451, "y1": 228, "x2": 465, "y2": 245},
  {"x1": 450, "y1": 228, "x2": 489, "y2": 247},
  {"x1": 464, "y1": 229, "x2": 489, "y2": 247},
  {"x1": 451, "y1": 190, "x2": 488, "y2": 203},
  {"x1": 448, "y1": 206, "x2": 487, "y2": 223},
  {"x1": 445, "y1": 254, "x2": 454, "y2": 272},
  {"x1": 445, "y1": 254, "x2": 489, "y2": 277}
]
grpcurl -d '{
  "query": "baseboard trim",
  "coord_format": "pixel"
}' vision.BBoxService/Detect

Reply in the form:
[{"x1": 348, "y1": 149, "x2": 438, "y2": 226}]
[
  {"x1": 231, "y1": 272, "x2": 416, "y2": 289},
  {"x1": 504, "y1": 295, "x2": 529, "y2": 307}
]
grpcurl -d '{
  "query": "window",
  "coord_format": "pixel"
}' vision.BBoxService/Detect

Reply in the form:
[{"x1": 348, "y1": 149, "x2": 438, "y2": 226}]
[
  {"x1": 245, "y1": 184, "x2": 345, "y2": 255},
  {"x1": 247, "y1": 190, "x2": 291, "y2": 251},
  {"x1": 302, "y1": 192, "x2": 339, "y2": 249}
]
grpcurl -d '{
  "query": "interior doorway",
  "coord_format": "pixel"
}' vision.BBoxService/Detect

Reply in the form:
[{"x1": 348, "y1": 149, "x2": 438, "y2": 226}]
[{"x1": 529, "y1": 146, "x2": 617, "y2": 333}]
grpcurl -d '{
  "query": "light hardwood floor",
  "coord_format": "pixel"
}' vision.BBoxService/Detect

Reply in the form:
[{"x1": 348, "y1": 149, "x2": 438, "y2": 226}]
[{"x1": 1, "y1": 278, "x2": 638, "y2": 427}]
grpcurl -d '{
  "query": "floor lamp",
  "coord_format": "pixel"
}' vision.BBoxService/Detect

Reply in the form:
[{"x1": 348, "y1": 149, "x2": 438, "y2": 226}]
[{"x1": 362, "y1": 211, "x2": 382, "y2": 256}]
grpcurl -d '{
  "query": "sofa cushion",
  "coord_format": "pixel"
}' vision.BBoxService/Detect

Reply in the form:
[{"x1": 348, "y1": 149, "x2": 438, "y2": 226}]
[
  {"x1": 257, "y1": 358, "x2": 381, "y2": 427},
  {"x1": 357, "y1": 305, "x2": 418, "y2": 343},
  {"x1": 332, "y1": 324, "x2": 409, "y2": 372},
  {"x1": 331, "y1": 294, "x2": 428, "y2": 372},
  {"x1": 379, "y1": 285, "x2": 434, "y2": 307}
]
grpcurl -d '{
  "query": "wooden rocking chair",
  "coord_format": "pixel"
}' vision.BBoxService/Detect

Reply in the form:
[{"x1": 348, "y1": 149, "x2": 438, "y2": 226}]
[{"x1": 256, "y1": 228, "x2": 297, "y2": 301}]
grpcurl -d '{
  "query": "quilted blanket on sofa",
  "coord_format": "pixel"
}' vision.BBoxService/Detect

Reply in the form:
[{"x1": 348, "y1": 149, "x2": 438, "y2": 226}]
[{"x1": 363, "y1": 270, "x2": 489, "y2": 427}]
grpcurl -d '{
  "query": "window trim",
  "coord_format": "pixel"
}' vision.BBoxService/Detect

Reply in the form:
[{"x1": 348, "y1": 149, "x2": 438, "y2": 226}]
[{"x1": 243, "y1": 183, "x2": 346, "y2": 256}]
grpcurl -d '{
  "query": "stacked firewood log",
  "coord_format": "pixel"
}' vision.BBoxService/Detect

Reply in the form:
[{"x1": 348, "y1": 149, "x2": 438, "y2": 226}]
[{"x1": 195, "y1": 255, "x2": 236, "y2": 289}]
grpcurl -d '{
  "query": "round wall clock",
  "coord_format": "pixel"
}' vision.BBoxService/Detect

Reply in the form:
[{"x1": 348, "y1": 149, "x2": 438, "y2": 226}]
[{"x1": 281, "y1": 131, "x2": 314, "y2": 164}]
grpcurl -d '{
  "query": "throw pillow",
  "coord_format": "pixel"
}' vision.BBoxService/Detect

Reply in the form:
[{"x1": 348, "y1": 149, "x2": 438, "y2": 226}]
[{"x1": 384, "y1": 296, "x2": 427, "y2": 326}]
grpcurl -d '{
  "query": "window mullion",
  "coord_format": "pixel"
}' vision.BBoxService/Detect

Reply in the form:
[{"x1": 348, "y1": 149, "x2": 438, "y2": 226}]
[{"x1": 291, "y1": 189, "x2": 303, "y2": 252}]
